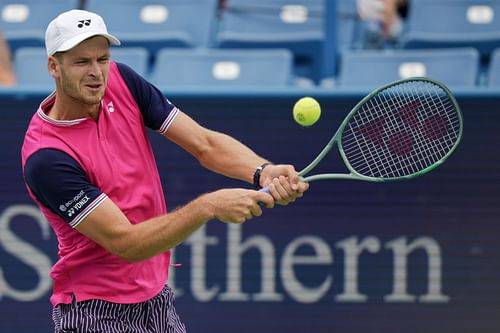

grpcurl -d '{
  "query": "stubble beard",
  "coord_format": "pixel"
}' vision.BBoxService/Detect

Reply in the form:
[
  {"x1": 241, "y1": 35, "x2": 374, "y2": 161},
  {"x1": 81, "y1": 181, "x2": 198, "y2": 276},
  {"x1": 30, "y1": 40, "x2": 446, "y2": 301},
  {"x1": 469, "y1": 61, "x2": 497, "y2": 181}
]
[{"x1": 60, "y1": 71, "x2": 105, "y2": 108}]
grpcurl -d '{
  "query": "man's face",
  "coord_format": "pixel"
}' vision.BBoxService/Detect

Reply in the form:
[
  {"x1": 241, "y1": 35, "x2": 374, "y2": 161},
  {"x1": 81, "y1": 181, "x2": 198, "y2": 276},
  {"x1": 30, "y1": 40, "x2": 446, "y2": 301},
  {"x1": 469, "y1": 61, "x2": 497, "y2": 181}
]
[{"x1": 51, "y1": 36, "x2": 111, "y2": 107}]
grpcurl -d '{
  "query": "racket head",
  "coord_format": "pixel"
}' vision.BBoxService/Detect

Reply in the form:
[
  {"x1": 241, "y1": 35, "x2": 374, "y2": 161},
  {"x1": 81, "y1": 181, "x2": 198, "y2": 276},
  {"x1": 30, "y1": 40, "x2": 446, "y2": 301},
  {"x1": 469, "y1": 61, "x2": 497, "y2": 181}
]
[{"x1": 335, "y1": 77, "x2": 463, "y2": 181}]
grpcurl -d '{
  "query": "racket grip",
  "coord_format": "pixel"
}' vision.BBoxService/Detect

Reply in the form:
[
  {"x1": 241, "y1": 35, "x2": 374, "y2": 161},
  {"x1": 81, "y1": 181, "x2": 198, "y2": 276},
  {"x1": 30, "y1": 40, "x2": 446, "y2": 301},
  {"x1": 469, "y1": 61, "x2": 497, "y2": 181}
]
[
  {"x1": 258, "y1": 186, "x2": 271, "y2": 207},
  {"x1": 259, "y1": 186, "x2": 270, "y2": 194}
]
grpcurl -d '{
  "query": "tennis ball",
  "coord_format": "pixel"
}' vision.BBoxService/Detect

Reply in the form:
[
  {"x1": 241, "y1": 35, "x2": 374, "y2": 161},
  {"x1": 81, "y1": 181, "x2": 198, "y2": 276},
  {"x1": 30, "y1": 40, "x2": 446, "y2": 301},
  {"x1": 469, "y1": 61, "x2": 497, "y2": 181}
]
[{"x1": 293, "y1": 97, "x2": 321, "y2": 127}]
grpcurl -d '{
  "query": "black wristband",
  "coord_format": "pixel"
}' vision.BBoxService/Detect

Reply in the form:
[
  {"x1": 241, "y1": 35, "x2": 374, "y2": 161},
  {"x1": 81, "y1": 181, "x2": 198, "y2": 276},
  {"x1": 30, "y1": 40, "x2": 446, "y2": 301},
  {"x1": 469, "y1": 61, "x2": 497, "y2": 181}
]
[{"x1": 253, "y1": 162, "x2": 272, "y2": 189}]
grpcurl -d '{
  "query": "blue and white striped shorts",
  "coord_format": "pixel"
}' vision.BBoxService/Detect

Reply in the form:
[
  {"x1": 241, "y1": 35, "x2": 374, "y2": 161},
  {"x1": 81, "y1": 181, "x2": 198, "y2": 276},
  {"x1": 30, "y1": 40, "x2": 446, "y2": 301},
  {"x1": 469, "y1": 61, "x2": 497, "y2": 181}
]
[{"x1": 52, "y1": 285, "x2": 186, "y2": 333}]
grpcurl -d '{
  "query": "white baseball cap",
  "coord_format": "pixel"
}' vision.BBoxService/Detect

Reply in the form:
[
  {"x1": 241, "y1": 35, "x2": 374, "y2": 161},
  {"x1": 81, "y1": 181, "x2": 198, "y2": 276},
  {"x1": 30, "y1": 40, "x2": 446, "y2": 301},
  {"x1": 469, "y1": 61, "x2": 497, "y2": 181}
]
[{"x1": 45, "y1": 9, "x2": 120, "y2": 56}]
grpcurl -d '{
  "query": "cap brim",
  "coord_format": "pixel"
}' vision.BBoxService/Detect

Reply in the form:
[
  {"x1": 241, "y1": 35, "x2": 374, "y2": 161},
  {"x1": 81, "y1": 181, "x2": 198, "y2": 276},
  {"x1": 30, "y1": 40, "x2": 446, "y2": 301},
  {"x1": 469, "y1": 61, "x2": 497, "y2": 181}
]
[{"x1": 52, "y1": 32, "x2": 121, "y2": 55}]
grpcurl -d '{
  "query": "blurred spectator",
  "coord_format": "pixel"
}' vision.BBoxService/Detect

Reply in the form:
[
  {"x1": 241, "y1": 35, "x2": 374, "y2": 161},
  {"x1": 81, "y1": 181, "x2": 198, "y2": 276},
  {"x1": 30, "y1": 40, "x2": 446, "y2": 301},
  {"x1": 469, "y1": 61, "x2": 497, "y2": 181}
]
[
  {"x1": 0, "y1": 31, "x2": 15, "y2": 85},
  {"x1": 357, "y1": 0, "x2": 408, "y2": 47}
]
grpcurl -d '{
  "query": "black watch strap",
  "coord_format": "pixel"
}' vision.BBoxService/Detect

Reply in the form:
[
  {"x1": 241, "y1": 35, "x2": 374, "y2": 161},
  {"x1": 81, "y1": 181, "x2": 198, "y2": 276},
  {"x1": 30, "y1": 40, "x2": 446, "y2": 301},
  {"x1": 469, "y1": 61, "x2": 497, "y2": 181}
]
[{"x1": 253, "y1": 162, "x2": 272, "y2": 189}]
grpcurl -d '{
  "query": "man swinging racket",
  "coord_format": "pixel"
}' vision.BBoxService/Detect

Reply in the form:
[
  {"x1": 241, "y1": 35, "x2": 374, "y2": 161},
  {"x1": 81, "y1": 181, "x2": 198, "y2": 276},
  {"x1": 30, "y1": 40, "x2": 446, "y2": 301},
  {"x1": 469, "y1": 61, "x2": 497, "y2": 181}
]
[{"x1": 21, "y1": 9, "x2": 308, "y2": 332}]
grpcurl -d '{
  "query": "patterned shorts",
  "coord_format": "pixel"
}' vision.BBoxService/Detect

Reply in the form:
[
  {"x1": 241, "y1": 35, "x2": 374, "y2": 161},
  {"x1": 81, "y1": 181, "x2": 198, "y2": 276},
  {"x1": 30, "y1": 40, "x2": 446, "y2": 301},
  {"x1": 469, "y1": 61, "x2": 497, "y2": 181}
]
[{"x1": 52, "y1": 285, "x2": 186, "y2": 333}]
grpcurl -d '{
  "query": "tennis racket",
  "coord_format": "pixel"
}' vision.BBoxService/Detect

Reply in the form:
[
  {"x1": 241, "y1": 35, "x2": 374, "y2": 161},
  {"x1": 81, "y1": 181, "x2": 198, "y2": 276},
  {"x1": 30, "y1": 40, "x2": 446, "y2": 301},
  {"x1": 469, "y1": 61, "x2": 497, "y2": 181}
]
[{"x1": 262, "y1": 77, "x2": 463, "y2": 191}]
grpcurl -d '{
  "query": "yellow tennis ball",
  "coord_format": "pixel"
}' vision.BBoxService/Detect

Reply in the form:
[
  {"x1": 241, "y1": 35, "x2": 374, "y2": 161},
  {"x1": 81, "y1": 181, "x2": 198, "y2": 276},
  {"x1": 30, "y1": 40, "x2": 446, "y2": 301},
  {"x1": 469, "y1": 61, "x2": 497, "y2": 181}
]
[{"x1": 293, "y1": 97, "x2": 321, "y2": 127}]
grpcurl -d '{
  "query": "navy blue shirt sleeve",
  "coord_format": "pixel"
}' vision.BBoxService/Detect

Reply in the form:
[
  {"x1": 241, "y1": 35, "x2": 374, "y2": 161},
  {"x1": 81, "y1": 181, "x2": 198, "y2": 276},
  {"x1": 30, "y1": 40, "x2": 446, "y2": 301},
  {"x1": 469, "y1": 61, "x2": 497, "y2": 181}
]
[
  {"x1": 116, "y1": 62, "x2": 178, "y2": 131},
  {"x1": 24, "y1": 149, "x2": 105, "y2": 227}
]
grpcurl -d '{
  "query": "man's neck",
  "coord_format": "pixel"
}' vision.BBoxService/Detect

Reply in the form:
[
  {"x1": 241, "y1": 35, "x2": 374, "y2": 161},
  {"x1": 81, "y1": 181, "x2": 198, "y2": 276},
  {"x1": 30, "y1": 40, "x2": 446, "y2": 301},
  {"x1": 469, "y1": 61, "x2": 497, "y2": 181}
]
[{"x1": 47, "y1": 94, "x2": 101, "y2": 121}]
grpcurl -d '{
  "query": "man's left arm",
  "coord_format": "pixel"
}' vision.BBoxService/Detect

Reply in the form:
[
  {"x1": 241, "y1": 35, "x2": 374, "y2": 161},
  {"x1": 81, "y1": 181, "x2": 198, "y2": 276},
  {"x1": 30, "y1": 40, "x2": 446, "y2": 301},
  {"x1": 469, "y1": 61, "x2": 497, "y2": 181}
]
[
  {"x1": 164, "y1": 111, "x2": 308, "y2": 205},
  {"x1": 115, "y1": 62, "x2": 308, "y2": 204}
]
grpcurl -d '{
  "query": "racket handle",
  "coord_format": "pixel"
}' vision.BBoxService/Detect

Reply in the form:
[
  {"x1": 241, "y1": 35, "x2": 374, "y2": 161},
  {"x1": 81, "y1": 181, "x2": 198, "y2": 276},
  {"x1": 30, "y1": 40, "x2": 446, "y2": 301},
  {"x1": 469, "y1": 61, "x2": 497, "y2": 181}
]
[
  {"x1": 258, "y1": 186, "x2": 271, "y2": 207},
  {"x1": 259, "y1": 186, "x2": 270, "y2": 194}
]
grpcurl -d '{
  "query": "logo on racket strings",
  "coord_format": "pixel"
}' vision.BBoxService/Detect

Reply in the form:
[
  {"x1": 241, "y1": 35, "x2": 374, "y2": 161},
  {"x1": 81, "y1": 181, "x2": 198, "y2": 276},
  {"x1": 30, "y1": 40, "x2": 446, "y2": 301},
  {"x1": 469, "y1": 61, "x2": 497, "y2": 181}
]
[{"x1": 356, "y1": 101, "x2": 450, "y2": 156}]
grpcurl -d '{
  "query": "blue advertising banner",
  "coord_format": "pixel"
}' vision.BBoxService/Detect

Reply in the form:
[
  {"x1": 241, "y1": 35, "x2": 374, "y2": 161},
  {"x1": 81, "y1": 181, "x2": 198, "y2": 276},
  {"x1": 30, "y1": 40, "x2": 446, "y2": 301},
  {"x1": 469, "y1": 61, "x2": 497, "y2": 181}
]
[{"x1": 1, "y1": 93, "x2": 499, "y2": 333}]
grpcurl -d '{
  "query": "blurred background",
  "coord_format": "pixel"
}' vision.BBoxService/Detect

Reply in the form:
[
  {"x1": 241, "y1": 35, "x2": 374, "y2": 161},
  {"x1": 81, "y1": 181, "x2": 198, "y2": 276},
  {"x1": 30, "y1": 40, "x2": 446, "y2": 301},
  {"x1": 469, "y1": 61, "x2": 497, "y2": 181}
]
[{"x1": 1, "y1": 1, "x2": 500, "y2": 332}]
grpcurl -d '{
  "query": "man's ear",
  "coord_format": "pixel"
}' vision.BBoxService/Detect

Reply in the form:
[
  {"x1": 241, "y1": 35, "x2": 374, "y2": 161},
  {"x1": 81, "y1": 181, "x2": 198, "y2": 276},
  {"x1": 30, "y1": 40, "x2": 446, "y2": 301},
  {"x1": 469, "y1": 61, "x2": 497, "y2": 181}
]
[{"x1": 47, "y1": 56, "x2": 59, "y2": 78}]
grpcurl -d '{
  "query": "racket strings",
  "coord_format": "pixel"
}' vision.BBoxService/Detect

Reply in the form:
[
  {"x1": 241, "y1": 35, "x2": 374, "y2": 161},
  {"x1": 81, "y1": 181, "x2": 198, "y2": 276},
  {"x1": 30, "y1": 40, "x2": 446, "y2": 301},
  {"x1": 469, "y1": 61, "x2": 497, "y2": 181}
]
[
  {"x1": 383, "y1": 83, "x2": 457, "y2": 174},
  {"x1": 368, "y1": 86, "x2": 457, "y2": 176},
  {"x1": 364, "y1": 93, "x2": 457, "y2": 177},
  {"x1": 342, "y1": 80, "x2": 461, "y2": 179}
]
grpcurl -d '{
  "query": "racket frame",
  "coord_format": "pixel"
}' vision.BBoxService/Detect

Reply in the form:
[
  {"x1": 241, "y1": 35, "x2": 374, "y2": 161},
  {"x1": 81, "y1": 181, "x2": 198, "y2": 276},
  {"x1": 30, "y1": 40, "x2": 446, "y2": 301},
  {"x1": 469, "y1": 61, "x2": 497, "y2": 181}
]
[{"x1": 299, "y1": 77, "x2": 463, "y2": 183}]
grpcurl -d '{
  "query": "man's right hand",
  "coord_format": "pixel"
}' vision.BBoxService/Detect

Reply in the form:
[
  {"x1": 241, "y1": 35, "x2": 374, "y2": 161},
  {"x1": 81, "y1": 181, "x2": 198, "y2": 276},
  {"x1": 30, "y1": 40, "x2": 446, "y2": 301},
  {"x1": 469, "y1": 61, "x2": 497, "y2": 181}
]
[{"x1": 202, "y1": 189, "x2": 274, "y2": 224}]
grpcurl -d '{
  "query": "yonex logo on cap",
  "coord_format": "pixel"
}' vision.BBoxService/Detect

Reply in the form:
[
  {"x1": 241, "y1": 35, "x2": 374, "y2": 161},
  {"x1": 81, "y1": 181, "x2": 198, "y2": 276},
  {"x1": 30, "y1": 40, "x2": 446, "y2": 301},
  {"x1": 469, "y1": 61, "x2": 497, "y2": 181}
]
[
  {"x1": 77, "y1": 19, "x2": 91, "y2": 28},
  {"x1": 45, "y1": 9, "x2": 120, "y2": 55}
]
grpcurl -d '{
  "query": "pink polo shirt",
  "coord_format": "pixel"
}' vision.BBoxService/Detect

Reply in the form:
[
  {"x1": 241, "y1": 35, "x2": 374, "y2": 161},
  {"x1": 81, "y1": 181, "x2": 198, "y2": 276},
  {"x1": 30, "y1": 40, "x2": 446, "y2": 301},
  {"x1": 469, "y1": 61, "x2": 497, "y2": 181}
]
[{"x1": 21, "y1": 62, "x2": 179, "y2": 305}]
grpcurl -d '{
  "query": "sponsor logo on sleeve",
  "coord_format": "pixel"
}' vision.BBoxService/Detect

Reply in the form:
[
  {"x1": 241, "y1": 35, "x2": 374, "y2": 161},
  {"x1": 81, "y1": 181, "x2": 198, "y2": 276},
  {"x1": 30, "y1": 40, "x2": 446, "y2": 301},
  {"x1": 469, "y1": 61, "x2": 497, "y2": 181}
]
[{"x1": 59, "y1": 190, "x2": 90, "y2": 218}]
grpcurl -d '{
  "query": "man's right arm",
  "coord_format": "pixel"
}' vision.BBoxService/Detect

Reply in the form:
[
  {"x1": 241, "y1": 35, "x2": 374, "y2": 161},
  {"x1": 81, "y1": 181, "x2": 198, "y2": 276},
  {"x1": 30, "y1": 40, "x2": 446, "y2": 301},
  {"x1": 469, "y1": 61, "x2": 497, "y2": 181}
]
[
  {"x1": 76, "y1": 188, "x2": 273, "y2": 262},
  {"x1": 24, "y1": 148, "x2": 274, "y2": 263}
]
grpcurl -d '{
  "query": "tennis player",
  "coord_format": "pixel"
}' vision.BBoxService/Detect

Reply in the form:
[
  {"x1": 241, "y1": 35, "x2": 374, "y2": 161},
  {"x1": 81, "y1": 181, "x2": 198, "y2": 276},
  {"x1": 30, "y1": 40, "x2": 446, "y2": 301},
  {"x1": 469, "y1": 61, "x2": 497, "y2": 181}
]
[{"x1": 21, "y1": 9, "x2": 308, "y2": 333}]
